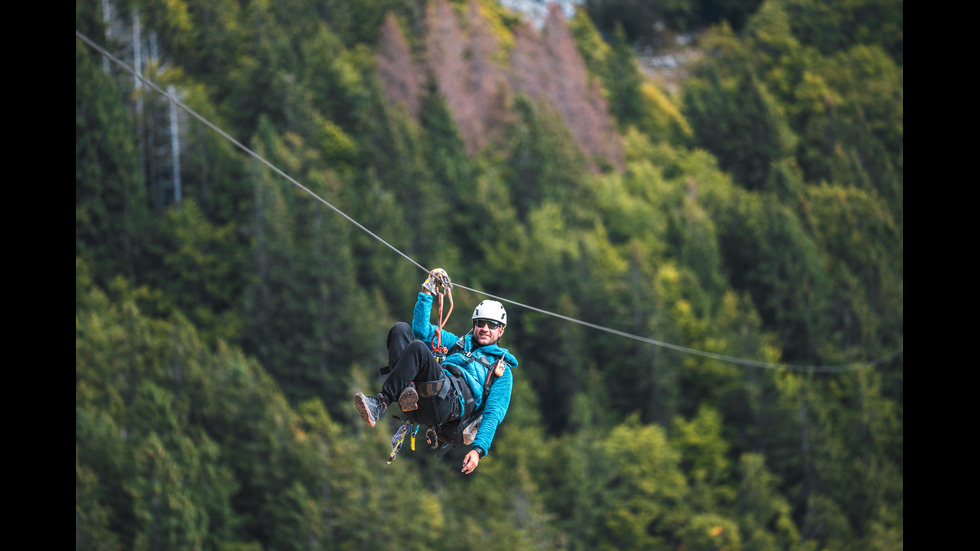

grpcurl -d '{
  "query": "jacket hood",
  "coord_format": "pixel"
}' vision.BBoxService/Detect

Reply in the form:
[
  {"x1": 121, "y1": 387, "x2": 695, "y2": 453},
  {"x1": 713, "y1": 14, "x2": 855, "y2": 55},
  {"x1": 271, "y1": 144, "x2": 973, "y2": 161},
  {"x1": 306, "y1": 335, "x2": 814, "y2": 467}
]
[{"x1": 465, "y1": 334, "x2": 519, "y2": 368}]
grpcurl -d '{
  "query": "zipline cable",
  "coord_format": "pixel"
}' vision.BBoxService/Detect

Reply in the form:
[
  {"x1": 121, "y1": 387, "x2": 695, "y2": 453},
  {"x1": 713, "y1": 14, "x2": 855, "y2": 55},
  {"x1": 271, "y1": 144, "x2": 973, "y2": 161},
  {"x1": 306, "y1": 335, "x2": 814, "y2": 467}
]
[
  {"x1": 76, "y1": 30, "x2": 902, "y2": 374},
  {"x1": 453, "y1": 281, "x2": 901, "y2": 373},
  {"x1": 76, "y1": 30, "x2": 429, "y2": 276}
]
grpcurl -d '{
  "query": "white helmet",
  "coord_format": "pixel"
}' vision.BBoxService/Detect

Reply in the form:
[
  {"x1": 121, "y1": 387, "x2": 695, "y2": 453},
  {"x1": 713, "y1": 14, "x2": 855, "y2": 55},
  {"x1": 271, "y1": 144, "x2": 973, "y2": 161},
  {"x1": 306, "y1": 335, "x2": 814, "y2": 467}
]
[{"x1": 472, "y1": 300, "x2": 507, "y2": 326}]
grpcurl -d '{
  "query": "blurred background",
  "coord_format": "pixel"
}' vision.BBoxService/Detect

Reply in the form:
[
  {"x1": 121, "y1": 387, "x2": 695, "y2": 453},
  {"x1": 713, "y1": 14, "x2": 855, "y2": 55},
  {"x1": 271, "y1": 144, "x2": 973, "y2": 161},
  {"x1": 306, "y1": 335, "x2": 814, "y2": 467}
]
[{"x1": 76, "y1": 0, "x2": 903, "y2": 549}]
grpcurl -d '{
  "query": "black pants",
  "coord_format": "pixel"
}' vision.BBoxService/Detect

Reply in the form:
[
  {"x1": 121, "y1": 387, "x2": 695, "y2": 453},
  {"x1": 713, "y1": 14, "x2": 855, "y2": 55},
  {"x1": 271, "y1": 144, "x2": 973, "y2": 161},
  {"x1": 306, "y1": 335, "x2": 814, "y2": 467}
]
[{"x1": 381, "y1": 322, "x2": 458, "y2": 425}]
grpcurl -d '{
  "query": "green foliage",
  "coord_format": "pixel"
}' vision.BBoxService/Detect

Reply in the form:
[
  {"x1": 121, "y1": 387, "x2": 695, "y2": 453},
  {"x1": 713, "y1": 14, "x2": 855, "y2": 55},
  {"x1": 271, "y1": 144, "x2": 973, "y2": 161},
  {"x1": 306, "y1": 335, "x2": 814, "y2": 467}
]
[
  {"x1": 800, "y1": 185, "x2": 902, "y2": 357},
  {"x1": 503, "y1": 95, "x2": 591, "y2": 222},
  {"x1": 582, "y1": 0, "x2": 700, "y2": 45},
  {"x1": 740, "y1": 1, "x2": 903, "y2": 214},
  {"x1": 735, "y1": 453, "x2": 806, "y2": 551},
  {"x1": 569, "y1": 8, "x2": 612, "y2": 76},
  {"x1": 76, "y1": 37, "x2": 150, "y2": 285},
  {"x1": 571, "y1": 14, "x2": 692, "y2": 145},
  {"x1": 782, "y1": 0, "x2": 904, "y2": 65},
  {"x1": 606, "y1": 24, "x2": 646, "y2": 129},
  {"x1": 582, "y1": 0, "x2": 768, "y2": 46},
  {"x1": 419, "y1": 76, "x2": 482, "y2": 265},
  {"x1": 671, "y1": 405, "x2": 732, "y2": 492},
  {"x1": 678, "y1": 513, "x2": 742, "y2": 551},
  {"x1": 598, "y1": 417, "x2": 689, "y2": 550},
  {"x1": 710, "y1": 188, "x2": 830, "y2": 359},
  {"x1": 683, "y1": 25, "x2": 800, "y2": 195},
  {"x1": 76, "y1": 0, "x2": 901, "y2": 549},
  {"x1": 151, "y1": 199, "x2": 245, "y2": 344}
]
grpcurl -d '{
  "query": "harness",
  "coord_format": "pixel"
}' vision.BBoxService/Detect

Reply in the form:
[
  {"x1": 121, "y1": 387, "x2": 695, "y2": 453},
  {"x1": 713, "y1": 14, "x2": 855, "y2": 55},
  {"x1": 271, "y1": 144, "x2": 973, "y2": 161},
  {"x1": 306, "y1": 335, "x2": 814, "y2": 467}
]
[
  {"x1": 389, "y1": 334, "x2": 511, "y2": 461},
  {"x1": 431, "y1": 336, "x2": 506, "y2": 451}
]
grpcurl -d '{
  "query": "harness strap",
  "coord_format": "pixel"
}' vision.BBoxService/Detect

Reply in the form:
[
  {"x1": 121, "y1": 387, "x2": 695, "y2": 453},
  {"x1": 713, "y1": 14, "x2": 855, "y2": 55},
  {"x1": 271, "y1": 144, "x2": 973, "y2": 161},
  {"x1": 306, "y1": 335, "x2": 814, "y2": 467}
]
[
  {"x1": 417, "y1": 378, "x2": 451, "y2": 400},
  {"x1": 444, "y1": 364, "x2": 476, "y2": 419},
  {"x1": 425, "y1": 334, "x2": 513, "y2": 454},
  {"x1": 445, "y1": 335, "x2": 510, "y2": 409}
]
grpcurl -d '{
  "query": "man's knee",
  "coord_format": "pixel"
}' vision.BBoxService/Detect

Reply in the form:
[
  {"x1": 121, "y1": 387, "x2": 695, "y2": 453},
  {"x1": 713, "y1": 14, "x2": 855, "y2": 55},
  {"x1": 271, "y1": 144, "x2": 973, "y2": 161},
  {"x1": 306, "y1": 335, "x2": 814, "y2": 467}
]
[
  {"x1": 388, "y1": 321, "x2": 412, "y2": 341},
  {"x1": 405, "y1": 339, "x2": 430, "y2": 355},
  {"x1": 405, "y1": 340, "x2": 441, "y2": 377},
  {"x1": 387, "y1": 322, "x2": 413, "y2": 353}
]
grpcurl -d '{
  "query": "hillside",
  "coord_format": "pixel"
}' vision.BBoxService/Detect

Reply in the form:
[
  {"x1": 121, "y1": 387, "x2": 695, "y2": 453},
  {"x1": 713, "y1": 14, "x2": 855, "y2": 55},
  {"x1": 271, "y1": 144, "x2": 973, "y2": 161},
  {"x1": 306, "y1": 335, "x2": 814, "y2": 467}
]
[{"x1": 76, "y1": 1, "x2": 902, "y2": 549}]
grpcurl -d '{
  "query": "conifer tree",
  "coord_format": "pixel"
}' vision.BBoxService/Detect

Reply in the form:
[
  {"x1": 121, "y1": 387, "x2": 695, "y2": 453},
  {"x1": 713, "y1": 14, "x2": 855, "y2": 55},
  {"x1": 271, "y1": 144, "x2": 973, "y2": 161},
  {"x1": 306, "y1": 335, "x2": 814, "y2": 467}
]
[
  {"x1": 377, "y1": 12, "x2": 421, "y2": 118},
  {"x1": 418, "y1": 75, "x2": 484, "y2": 265},
  {"x1": 597, "y1": 417, "x2": 689, "y2": 549},
  {"x1": 76, "y1": 38, "x2": 150, "y2": 286},
  {"x1": 607, "y1": 24, "x2": 645, "y2": 128},
  {"x1": 683, "y1": 25, "x2": 799, "y2": 195},
  {"x1": 734, "y1": 453, "x2": 805, "y2": 551},
  {"x1": 713, "y1": 189, "x2": 829, "y2": 361}
]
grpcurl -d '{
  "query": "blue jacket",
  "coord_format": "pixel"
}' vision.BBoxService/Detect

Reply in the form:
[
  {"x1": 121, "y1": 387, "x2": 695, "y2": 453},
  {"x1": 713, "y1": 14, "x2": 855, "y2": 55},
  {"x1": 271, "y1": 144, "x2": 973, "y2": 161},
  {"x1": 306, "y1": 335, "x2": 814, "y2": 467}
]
[{"x1": 412, "y1": 293, "x2": 518, "y2": 455}]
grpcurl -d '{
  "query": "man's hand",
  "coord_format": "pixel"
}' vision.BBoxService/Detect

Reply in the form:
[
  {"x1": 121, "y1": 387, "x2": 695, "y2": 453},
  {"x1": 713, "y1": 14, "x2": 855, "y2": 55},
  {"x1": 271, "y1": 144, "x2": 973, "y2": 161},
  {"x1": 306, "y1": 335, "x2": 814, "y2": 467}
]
[
  {"x1": 421, "y1": 273, "x2": 439, "y2": 295},
  {"x1": 423, "y1": 269, "x2": 451, "y2": 295},
  {"x1": 461, "y1": 449, "x2": 481, "y2": 474}
]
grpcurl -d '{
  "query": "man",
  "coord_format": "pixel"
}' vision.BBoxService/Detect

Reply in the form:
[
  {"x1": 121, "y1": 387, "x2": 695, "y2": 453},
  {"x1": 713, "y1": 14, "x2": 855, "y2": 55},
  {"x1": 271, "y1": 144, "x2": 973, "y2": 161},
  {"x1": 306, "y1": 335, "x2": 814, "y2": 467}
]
[{"x1": 353, "y1": 274, "x2": 518, "y2": 474}]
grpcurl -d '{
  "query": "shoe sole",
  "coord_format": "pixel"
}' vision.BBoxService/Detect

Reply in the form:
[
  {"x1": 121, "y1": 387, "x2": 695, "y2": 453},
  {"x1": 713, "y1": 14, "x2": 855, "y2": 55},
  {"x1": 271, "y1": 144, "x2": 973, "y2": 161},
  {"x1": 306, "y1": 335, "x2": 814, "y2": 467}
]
[
  {"x1": 353, "y1": 393, "x2": 377, "y2": 427},
  {"x1": 399, "y1": 386, "x2": 419, "y2": 412}
]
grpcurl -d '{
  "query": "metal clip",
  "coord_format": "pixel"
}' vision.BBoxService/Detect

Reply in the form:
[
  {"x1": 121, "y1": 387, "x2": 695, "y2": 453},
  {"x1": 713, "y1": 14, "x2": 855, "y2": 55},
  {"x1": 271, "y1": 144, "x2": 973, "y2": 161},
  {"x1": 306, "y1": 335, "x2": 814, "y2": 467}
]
[{"x1": 425, "y1": 426, "x2": 439, "y2": 449}]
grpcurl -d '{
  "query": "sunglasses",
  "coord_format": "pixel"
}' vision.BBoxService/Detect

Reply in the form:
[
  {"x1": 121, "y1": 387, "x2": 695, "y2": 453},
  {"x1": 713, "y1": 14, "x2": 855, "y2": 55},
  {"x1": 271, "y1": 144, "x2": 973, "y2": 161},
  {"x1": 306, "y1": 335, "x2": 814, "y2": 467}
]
[{"x1": 474, "y1": 319, "x2": 503, "y2": 330}]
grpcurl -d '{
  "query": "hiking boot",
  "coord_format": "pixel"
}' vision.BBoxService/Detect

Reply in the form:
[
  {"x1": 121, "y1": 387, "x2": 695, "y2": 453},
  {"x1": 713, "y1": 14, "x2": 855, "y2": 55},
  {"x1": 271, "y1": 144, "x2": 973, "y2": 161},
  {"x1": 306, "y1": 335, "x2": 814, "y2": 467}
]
[
  {"x1": 354, "y1": 392, "x2": 387, "y2": 427},
  {"x1": 398, "y1": 384, "x2": 419, "y2": 412}
]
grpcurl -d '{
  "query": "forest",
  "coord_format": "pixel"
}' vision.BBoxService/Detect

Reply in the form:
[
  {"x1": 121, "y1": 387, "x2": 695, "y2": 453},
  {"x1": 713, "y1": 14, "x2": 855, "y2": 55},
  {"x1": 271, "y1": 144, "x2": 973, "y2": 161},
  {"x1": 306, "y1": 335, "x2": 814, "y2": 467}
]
[{"x1": 76, "y1": 0, "x2": 903, "y2": 549}]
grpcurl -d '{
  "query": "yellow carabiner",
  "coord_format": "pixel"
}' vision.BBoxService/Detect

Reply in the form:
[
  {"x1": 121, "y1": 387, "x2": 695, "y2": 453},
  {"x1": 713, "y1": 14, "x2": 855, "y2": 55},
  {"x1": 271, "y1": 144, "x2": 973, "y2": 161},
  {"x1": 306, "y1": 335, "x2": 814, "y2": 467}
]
[{"x1": 410, "y1": 423, "x2": 420, "y2": 451}]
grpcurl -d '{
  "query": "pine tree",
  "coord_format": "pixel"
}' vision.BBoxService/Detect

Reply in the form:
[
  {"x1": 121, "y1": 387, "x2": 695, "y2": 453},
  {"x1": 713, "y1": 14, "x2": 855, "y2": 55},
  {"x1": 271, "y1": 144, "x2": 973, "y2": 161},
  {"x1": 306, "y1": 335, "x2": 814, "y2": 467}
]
[
  {"x1": 734, "y1": 453, "x2": 805, "y2": 551},
  {"x1": 597, "y1": 417, "x2": 689, "y2": 550},
  {"x1": 683, "y1": 25, "x2": 799, "y2": 195},
  {"x1": 376, "y1": 12, "x2": 421, "y2": 118},
  {"x1": 607, "y1": 24, "x2": 645, "y2": 128},
  {"x1": 509, "y1": 6, "x2": 622, "y2": 170},
  {"x1": 76, "y1": 37, "x2": 150, "y2": 286}
]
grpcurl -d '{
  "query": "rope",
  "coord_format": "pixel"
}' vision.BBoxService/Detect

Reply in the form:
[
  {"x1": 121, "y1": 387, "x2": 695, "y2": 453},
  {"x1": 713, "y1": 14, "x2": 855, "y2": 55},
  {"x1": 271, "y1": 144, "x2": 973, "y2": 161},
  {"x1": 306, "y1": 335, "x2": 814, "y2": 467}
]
[
  {"x1": 76, "y1": 30, "x2": 902, "y2": 374},
  {"x1": 430, "y1": 288, "x2": 454, "y2": 358}
]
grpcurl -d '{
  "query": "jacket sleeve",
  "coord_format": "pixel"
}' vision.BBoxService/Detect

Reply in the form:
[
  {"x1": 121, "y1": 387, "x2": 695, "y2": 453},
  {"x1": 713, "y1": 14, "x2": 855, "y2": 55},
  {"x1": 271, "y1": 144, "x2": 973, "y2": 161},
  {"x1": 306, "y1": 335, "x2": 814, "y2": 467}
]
[
  {"x1": 472, "y1": 366, "x2": 513, "y2": 455},
  {"x1": 412, "y1": 292, "x2": 460, "y2": 350}
]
